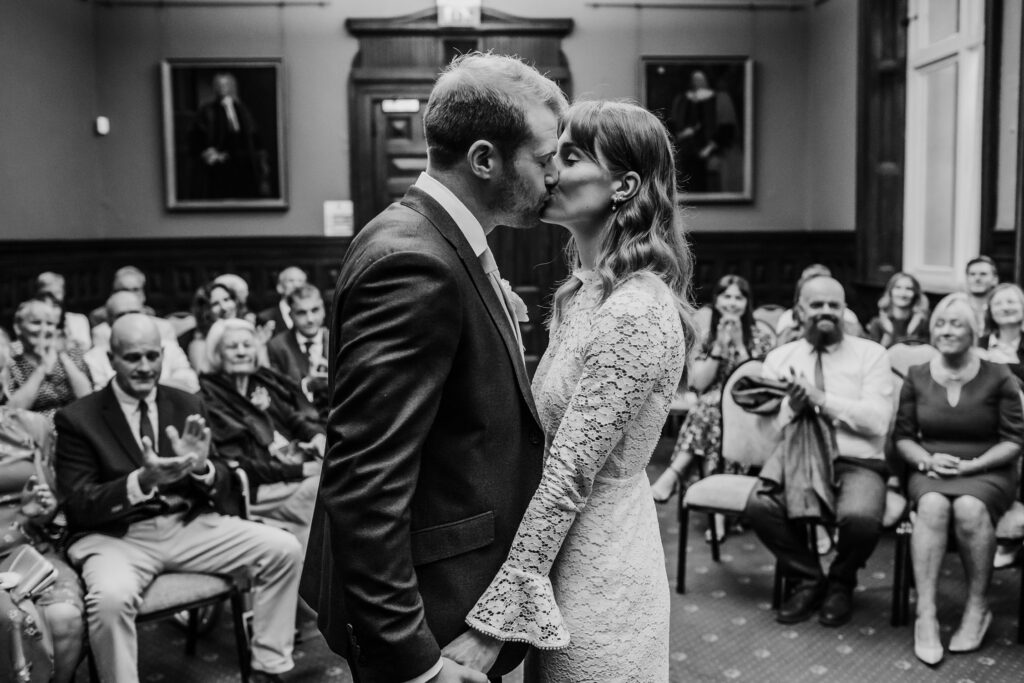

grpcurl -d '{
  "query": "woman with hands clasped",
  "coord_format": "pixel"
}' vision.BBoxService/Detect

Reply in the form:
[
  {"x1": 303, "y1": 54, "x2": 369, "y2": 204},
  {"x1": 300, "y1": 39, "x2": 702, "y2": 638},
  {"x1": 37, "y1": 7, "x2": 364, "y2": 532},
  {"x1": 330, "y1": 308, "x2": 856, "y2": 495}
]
[
  {"x1": 894, "y1": 293, "x2": 1023, "y2": 665},
  {"x1": 650, "y1": 275, "x2": 773, "y2": 534}
]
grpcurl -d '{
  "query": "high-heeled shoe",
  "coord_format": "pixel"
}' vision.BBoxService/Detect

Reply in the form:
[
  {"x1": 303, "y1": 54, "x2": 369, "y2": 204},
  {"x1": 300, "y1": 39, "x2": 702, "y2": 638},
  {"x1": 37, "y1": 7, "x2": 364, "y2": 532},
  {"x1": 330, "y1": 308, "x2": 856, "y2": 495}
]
[
  {"x1": 948, "y1": 609, "x2": 992, "y2": 653},
  {"x1": 651, "y1": 469, "x2": 680, "y2": 504},
  {"x1": 913, "y1": 618, "x2": 943, "y2": 666}
]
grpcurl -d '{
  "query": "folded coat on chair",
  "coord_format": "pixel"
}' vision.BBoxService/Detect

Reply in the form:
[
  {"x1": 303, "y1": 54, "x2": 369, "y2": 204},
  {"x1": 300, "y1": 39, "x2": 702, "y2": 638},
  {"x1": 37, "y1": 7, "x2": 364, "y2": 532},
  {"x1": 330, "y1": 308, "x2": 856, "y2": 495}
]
[{"x1": 759, "y1": 412, "x2": 838, "y2": 522}]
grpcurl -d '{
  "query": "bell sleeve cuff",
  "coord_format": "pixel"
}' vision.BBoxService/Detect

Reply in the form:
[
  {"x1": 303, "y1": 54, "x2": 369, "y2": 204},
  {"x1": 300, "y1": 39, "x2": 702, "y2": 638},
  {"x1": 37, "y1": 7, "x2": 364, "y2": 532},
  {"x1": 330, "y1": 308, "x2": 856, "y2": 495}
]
[{"x1": 465, "y1": 565, "x2": 569, "y2": 650}]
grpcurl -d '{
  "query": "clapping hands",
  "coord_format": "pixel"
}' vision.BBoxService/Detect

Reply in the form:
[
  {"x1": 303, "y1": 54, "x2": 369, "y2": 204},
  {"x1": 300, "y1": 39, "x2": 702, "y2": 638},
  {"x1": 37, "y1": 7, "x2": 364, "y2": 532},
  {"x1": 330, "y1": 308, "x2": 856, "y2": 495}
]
[
  {"x1": 138, "y1": 415, "x2": 212, "y2": 492},
  {"x1": 19, "y1": 475, "x2": 57, "y2": 523}
]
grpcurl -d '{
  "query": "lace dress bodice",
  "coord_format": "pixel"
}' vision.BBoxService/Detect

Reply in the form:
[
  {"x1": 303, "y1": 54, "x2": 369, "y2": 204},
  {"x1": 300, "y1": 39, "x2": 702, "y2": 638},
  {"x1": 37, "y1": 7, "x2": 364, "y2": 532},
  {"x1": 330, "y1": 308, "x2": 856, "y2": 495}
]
[{"x1": 466, "y1": 271, "x2": 686, "y2": 679}]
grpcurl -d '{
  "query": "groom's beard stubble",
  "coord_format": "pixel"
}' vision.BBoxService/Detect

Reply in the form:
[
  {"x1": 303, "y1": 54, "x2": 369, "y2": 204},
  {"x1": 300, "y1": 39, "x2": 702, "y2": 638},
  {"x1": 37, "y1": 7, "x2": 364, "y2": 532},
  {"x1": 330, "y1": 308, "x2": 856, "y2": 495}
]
[{"x1": 804, "y1": 314, "x2": 844, "y2": 350}]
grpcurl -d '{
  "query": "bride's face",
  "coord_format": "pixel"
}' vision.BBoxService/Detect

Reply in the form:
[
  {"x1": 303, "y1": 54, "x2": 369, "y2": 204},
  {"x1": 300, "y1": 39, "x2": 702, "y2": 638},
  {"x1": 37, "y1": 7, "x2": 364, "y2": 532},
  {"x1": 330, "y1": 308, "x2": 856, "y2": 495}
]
[{"x1": 540, "y1": 130, "x2": 618, "y2": 232}]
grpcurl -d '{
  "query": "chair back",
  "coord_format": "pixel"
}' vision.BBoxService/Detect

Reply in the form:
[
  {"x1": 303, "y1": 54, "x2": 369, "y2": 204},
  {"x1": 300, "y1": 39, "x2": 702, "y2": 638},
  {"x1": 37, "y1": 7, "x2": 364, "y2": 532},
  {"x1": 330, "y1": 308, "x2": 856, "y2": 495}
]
[
  {"x1": 886, "y1": 342, "x2": 937, "y2": 378},
  {"x1": 720, "y1": 359, "x2": 782, "y2": 471},
  {"x1": 752, "y1": 304, "x2": 786, "y2": 331}
]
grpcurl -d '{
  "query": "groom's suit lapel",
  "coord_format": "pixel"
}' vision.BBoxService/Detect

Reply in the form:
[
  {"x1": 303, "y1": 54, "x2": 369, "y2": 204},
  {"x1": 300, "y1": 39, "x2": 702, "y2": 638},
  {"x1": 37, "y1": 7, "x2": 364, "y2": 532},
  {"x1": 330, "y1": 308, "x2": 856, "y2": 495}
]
[{"x1": 401, "y1": 187, "x2": 541, "y2": 428}]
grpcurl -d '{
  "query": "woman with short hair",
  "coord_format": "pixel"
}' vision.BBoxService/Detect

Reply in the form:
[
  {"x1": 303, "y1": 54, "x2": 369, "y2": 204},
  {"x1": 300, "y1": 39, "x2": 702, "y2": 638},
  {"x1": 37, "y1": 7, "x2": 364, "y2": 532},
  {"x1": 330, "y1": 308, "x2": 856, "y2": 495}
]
[{"x1": 895, "y1": 293, "x2": 1024, "y2": 665}]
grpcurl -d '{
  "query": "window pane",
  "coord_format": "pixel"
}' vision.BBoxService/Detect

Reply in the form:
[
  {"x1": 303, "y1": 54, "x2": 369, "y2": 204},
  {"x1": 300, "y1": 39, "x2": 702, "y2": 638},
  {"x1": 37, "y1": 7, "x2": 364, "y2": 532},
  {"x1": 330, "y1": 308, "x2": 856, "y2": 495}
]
[
  {"x1": 928, "y1": 0, "x2": 960, "y2": 42},
  {"x1": 922, "y1": 60, "x2": 958, "y2": 267}
]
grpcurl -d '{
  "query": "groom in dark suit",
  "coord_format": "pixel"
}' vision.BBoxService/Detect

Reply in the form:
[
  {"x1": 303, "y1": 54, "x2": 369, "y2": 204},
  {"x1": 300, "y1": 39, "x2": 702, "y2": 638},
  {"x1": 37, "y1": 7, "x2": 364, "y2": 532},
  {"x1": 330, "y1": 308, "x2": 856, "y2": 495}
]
[{"x1": 301, "y1": 53, "x2": 566, "y2": 683}]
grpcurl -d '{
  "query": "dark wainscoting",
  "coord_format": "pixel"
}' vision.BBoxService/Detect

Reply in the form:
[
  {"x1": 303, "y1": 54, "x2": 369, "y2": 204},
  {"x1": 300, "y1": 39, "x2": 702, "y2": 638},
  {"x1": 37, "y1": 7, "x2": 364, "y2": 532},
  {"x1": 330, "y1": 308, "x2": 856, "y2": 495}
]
[
  {"x1": 0, "y1": 237, "x2": 353, "y2": 330},
  {"x1": 0, "y1": 230, "x2": 860, "y2": 335},
  {"x1": 688, "y1": 230, "x2": 861, "y2": 314}
]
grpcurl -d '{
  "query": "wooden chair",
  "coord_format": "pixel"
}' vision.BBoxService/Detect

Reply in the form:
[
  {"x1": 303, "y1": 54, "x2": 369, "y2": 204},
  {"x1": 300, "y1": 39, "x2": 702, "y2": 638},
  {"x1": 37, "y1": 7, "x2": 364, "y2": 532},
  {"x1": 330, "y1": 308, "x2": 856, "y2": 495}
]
[
  {"x1": 88, "y1": 465, "x2": 255, "y2": 682},
  {"x1": 752, "y1": 304, "x2": 786, "y2": 332},
  {"x1": 676, "y1": 359, "x2": 782, "y2": 595}
]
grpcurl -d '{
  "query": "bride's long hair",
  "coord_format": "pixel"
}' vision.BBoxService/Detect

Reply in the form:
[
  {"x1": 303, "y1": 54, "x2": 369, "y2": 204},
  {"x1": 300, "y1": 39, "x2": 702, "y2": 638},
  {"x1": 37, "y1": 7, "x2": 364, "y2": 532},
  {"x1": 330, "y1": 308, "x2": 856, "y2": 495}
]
[{"x1": 549, "y1": 99, "x2": 698, "y2": 357}]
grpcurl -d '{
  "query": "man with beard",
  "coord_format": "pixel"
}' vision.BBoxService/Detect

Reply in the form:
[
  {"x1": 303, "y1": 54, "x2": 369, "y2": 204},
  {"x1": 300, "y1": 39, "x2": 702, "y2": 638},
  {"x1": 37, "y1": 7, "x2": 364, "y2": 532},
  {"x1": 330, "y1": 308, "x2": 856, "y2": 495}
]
[
  {"x1": 744, "y1": 276, "x2": 893, "y2": 628},
  {"x1": 301, "y1": 53, "x2": 566, "y2": 683}
]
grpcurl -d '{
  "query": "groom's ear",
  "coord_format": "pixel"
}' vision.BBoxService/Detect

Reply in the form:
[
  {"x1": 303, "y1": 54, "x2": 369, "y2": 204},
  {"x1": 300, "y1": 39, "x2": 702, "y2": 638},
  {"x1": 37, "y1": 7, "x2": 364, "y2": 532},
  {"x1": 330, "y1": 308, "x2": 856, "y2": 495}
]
[{"x1": 466, "y1": 140, "x2": 498, "y2": 180}]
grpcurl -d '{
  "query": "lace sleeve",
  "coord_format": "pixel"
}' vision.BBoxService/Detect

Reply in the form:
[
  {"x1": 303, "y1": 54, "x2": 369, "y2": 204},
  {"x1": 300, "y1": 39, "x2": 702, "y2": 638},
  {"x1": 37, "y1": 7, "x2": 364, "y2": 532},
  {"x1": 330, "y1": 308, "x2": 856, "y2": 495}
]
[{"x1": 465, "y1": 282, "x2": 681, "y2": 648}]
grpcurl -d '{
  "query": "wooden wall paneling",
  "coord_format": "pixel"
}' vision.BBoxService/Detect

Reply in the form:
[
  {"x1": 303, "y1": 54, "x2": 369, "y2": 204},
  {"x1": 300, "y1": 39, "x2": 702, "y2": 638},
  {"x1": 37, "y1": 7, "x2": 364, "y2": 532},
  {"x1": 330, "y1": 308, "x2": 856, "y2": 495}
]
[
  {"x1": 856, "y1": 0, "x2": 908, "y2": 288},
  {"x1": 0, "y1": 231, "x2": 858, "y2": 347}
]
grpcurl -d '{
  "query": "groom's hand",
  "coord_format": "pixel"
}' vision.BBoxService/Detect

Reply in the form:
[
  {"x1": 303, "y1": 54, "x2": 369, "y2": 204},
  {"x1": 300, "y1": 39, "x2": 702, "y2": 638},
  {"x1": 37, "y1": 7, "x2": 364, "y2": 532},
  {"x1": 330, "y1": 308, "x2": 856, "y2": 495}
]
[
  {"x1": 430, "y1": 657, "x2": 488, "y2": 682},
  {"x1": 440, "y1": 629, "x2": 502, "y2": 677}
]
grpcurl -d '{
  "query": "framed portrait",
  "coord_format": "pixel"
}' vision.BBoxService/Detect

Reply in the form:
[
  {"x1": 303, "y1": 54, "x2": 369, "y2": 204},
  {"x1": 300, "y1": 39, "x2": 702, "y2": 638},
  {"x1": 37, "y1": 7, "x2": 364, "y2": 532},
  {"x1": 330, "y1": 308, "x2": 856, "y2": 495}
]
[
  {"x1": 641, "y1": 56, "x2": 754, "y2": 203},
  {"x1": 161, "y1": 58, "x2": 287, "y2": 211}
]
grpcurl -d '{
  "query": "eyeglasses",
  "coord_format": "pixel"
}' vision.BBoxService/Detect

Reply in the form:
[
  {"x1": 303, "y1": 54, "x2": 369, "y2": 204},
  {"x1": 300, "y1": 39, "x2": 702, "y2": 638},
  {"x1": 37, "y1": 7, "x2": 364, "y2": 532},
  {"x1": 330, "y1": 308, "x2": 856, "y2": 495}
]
[{"x1": 118, "y1": 351, "x2": 162, "y2": 363}]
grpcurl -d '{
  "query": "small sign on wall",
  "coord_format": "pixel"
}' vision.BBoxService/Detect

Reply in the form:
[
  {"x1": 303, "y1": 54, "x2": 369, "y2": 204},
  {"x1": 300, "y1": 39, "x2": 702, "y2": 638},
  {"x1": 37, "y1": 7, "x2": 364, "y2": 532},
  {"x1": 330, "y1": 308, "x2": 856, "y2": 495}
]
[
  {"x1": 437, "y1": 0, "x2": 481, "y2": 28},
  {"x1": 324, "y1": 200, "x2": 354, "y2": 237}
]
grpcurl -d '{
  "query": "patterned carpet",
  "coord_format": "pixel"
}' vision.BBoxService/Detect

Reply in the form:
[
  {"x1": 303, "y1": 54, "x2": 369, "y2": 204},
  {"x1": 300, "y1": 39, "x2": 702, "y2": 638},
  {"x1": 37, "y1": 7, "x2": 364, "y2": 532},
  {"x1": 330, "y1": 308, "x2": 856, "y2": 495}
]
[{"x1": 76, "y1": 436, "x2": 1024, "y2": 682}]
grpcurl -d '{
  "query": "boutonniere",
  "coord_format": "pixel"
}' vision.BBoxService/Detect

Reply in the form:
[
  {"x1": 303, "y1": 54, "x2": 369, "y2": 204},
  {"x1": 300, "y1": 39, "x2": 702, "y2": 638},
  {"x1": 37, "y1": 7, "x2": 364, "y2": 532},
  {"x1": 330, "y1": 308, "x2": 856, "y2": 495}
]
[
  {"x1": 249, "y1": 386, "x2": 271, "y2": 411},
  {"x1": 500, "y1": 278, "x2": 530, "y2": 323}
]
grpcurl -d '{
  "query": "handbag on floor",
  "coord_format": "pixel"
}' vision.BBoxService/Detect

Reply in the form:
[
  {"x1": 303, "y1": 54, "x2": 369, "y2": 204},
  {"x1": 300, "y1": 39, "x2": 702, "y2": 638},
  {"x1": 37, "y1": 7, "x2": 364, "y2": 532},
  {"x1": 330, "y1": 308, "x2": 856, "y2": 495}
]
[{"x1": 0, "y1": 545, "x2": 55, "y2": 683}]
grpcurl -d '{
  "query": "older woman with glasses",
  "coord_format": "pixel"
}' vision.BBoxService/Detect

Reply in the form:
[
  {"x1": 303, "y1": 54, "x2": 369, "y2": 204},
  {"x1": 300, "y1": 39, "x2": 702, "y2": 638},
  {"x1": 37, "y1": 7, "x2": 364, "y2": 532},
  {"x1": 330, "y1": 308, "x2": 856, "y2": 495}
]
[
  {"x1": 198, "y1": 318, "x2": 322, "y2": 548},
  {"x1": 894, "y1": 293, "x2": 1024, "y2": 665}
]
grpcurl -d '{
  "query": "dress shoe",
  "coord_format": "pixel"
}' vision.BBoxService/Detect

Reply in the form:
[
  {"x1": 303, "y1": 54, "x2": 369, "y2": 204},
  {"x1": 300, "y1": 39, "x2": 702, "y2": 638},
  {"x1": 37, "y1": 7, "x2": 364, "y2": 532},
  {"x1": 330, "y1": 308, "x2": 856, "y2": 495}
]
[
  {"x1": 818, "y1": 589, "x2": 853, "y2": 627},
  {"x1": 913, "y1": 618, "x2": 944, "y2": 666},
  {"x1": 776, "y1": 583, "x2": 825, "y2": 624},
  {"x1": 250, "y1": 670, "x2": 287, "y2": 683},
  {"x1": 948, "y1": 609, "x2": 993, "y2": 653}
]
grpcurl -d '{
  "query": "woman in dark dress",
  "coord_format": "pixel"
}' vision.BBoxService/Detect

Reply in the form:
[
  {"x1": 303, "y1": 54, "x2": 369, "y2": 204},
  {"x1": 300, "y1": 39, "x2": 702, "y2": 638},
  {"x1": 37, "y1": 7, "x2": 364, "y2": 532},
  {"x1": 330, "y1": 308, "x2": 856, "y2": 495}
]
[{"x1": 895, "y1": 293, "x2": 1024, "y2": 665}]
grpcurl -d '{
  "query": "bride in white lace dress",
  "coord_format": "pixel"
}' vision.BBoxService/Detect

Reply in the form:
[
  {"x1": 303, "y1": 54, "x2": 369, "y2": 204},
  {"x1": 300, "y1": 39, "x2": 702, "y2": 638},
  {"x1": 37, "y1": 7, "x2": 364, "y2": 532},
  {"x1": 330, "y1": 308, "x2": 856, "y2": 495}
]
[{"x1": 445, "y1": 100, "x2": 698, "y2": 681}]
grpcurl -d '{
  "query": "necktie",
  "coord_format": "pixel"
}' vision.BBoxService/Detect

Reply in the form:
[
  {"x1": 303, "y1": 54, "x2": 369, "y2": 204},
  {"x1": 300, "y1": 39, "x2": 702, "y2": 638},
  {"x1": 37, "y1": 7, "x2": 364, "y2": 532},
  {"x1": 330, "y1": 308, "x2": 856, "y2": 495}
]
[
  {"x1": 479, "y1": 248, "x2": 523, "y2": 353},
  {"x1": 814, "y1": 350, "x2": 826, "y2": 392},
  {"x1": 222, "y1": 97, "x2": 240, "y2": 132},
  {"x1": 138, "y1": 400, "x2": 156, "y2": 453},
  {"x1": 301, "y1": 337, "x2": 313, "y2": 359}
]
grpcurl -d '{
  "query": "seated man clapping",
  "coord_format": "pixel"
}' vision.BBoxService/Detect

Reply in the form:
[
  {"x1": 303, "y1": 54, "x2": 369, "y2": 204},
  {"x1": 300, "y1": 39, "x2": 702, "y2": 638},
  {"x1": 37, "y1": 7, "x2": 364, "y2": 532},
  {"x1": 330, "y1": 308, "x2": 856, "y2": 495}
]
[{"x1": 55, "y1": 314, "x2": 302, "y2": 683}]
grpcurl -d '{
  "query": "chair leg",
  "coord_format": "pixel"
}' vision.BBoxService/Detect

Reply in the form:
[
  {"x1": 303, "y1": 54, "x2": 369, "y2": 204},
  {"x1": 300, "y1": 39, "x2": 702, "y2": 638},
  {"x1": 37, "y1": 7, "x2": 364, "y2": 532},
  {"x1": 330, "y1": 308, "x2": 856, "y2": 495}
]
[
  {"x1": 186, "y1": 608, "x2": 198, "y2": 656},
  {"x1": 1018, "y1": 559, "x2": 1024, "y2": 645},
  {"x1": 772, "y1": 564, "x2": 786, "y2": 610},
  {"x1": 231, "y1": 590, "x2": 253, "y2": 683},
  {"x1": 892, "y1": 527, "x2": 906, "y2": 627},
  {"x1": 707, "y1": 513, "x2": 721, "y2": 562},
  {"x1": 676, "y1": 504, "x2": 689, "y2": 594}
]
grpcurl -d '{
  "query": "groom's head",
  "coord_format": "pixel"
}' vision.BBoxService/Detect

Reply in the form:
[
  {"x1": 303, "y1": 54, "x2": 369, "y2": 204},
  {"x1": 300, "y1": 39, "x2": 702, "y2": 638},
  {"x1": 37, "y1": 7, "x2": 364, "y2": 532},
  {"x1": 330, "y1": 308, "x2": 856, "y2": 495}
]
[{"x1": 424, "y1": 52, "x2": 567, "y2": 230}]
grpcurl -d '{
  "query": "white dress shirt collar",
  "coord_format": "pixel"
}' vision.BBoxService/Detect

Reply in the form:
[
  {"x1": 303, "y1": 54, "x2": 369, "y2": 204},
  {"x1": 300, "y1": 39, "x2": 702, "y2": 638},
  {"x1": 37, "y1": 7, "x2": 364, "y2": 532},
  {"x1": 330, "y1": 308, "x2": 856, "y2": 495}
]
[{"x1": 415, "y1": 172, "x2": 488, "y2": 257}]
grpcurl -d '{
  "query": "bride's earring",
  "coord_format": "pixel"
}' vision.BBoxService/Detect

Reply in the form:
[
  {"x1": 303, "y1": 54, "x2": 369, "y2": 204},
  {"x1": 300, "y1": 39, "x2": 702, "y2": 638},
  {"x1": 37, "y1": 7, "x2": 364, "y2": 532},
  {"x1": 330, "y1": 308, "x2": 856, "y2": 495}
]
[{"x1": 610, "y1": 193, "x2": 624, "y2": 212}]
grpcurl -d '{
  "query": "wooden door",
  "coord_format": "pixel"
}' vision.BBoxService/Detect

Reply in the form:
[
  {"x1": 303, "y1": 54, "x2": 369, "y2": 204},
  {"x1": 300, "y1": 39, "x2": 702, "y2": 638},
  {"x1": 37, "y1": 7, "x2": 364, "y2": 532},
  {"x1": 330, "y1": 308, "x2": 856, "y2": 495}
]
[{"x1": 371, "y1": 93, "x2": 431, "y2": 211}]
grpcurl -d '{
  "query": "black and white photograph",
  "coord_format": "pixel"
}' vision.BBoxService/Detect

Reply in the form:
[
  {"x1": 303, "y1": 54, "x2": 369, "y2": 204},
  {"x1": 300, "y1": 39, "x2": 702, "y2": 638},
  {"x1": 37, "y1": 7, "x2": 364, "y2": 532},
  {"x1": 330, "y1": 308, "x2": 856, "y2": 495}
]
[{"x1": 3, "y1": 1, "x2": 1024, "y2": 682}]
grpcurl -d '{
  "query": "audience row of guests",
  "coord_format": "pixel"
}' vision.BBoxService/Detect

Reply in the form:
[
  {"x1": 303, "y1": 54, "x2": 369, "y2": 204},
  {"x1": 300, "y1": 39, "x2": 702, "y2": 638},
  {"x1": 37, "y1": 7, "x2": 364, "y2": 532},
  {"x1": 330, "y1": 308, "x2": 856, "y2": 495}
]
[
  {"x1": 1, "y1": 265, "x2": 329, "y2": 682},
  {"x1": 652, "y1": 257, "x2": 1023, "y2": 666}
]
